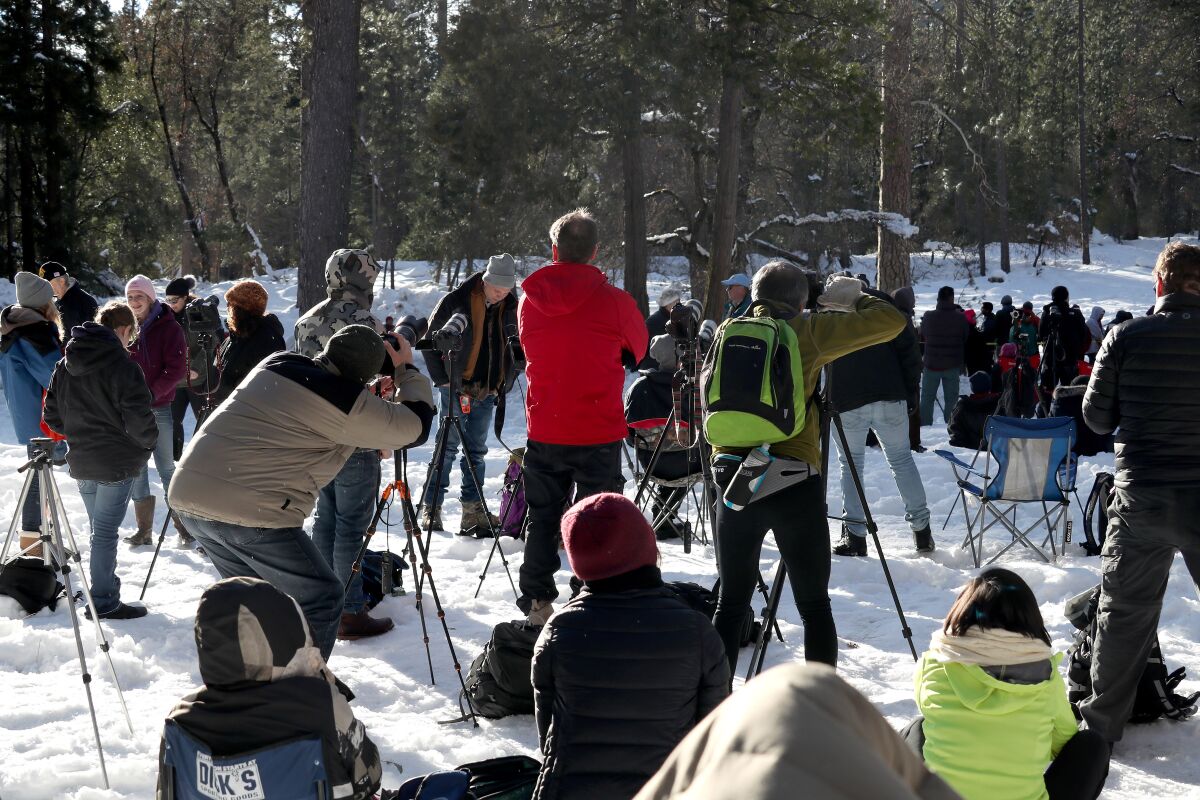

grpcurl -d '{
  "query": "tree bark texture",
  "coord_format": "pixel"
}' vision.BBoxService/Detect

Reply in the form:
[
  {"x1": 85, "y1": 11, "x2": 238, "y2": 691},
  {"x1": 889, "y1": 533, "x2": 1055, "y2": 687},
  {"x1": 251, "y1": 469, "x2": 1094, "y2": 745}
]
[
  {"x1": 619, "y1": 0, "x2": 648, "y2": 314},
  {"x1": 704, "y1": 70, "x2": 743, "y2": 321},
  {"x1": 299, "y1": 0, "x2": 362, "y2": 313},
  {"x1": 1076, "y1": 0, "x2": 1090, "y2": 264},
  {"x1": 877, "y1": 0, "x2": 913, "y2": 294}
]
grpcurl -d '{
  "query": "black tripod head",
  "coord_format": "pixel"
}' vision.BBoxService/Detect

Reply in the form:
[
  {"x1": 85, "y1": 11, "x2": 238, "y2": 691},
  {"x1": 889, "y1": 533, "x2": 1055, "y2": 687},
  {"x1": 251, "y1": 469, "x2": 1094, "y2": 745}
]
[{"x1": 20, "y1": 437, "x2": 59, "y2": 472}]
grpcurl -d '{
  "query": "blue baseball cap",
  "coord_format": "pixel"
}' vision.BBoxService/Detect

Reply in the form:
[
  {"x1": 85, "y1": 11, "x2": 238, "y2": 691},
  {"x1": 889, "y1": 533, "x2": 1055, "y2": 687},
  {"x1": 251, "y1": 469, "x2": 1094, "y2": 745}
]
[{"x1": 721, "y1": 273, "x2": 752, "y2": 289}]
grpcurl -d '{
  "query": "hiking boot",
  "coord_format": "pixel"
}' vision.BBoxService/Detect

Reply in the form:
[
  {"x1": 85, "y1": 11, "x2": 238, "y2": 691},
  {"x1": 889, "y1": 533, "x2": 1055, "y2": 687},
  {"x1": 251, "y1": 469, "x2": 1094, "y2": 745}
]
[
  {"x1": 420, "y1": 505, "x2": 443, "y2": 532},
  {"x1": 832, "y1": 530, "x2": 868, "y2": 557},
  {"x1": 124, "y1": 497, "x2": 155, "y2": 546},
  {"x1": 337, "y1": 609, "x2": 395, "y2": 640},
  {"x1": 172, "y1": 512, "x2": 195, "y2": 545},
  {"x1": 85, "y1": 602, "x2": 148, "y2": 621},
  {"x1": 527, "y1": 599, "x2": 555, "y2": 627},
  {"x1": 914, "y1": 525, "x2": 936, "y2": 554},
  {"x1": 19, "y1": 531, "x2": 43, "y2": 559},
  {"x1": 460, "y1": 501, "x2": 498, "y2": 537}
]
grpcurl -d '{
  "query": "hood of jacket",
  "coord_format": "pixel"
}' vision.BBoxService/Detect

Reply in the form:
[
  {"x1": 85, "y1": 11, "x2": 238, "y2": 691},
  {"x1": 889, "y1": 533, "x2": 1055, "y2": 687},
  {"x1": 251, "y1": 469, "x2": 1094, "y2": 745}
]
[
  {"x1": 930, "y1": 653, "x2": 1064, "y2": 716},
  {"x1": 519, "y1": 261, "x2": 607, "y2": 317},
  {"x1": 1053, "y1": 383, "x2": 1086, "y2": 401},
  {"x1": 892, "y1": 286, "x2": 915, "y2": 314},
  {"x1": 63, "y1": 322, "x2": 129, "y2": 376},
  {"x1": 325, "y1": 252, "x2": 377, "y2": 308},
  {"x1": 195, "y1": 576, "x2": 330, "y2": 692},
  {"x1": 1089, "y1": 306, "x2": 1105, "y2": 322},
  {"x1": 0, "y1": 305, "x2": 61, "y2": 355}
]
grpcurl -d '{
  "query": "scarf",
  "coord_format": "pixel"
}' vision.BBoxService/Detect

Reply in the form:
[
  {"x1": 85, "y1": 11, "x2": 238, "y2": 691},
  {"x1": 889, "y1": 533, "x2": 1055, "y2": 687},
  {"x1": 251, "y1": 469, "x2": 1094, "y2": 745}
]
[{"x1": 929, "y1": 626, "x2": 1052, "y2": 666}]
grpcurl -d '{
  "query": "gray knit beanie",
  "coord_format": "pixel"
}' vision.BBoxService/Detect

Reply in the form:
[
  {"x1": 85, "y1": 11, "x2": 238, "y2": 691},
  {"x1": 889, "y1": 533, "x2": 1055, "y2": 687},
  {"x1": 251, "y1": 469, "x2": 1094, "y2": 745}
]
[{"x1": 15, "y1": 271, "x2": 54, "y2": 310}]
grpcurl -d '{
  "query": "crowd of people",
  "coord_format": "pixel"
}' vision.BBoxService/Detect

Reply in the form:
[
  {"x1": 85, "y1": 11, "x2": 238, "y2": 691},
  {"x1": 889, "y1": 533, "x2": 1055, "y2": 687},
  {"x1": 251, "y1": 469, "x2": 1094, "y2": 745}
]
[{"x1": 1, "y1": 216, "x2": 1198, "y2": 800}]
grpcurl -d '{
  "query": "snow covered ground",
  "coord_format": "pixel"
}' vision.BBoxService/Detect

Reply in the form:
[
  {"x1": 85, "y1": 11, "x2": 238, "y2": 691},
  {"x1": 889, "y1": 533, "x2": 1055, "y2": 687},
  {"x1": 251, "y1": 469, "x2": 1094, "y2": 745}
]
[{"x1": 0, "y1": 235, "x2": 1198, "y2": 798}]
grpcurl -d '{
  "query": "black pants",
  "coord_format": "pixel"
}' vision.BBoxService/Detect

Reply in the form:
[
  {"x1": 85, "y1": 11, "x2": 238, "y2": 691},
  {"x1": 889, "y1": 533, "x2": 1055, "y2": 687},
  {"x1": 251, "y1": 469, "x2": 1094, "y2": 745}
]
[
  {"x1": 170, "y1": 388, "x2": 206, "y2": 461},
  {"x1": 902, "y1": 717, "x2": 1109, "y2": 800},
  {"x1": 712, "y1": 463, "x2": 836, "y2": 675},
  {"x1": 517, "y1": 440, "x2": 624, "y2": 612}
]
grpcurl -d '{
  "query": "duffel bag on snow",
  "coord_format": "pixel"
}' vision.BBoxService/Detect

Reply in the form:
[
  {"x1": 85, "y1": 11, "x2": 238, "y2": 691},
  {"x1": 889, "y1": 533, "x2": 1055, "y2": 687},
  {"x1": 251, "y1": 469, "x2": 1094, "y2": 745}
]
[
  {"x1": 0, "y1": 556, "x2": 62, "y2": 615},
  {"x1": 463, "y1": 620, "x2": 542, "y2": 719},
  {"x1": 1064, "y1": 584, "x2": 1198, "y2": 723},
  {"x1": 702, "y1": 304, "x2": 807, "y2": 448}
]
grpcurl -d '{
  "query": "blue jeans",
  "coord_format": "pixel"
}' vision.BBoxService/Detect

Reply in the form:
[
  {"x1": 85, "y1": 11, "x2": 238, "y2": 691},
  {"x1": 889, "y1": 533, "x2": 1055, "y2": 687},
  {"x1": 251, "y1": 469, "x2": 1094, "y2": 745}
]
[
  {"x1": 311, "y1": 450, "x2": 381, "y2": 614},
  {"x1": 422, "y1": 390, "x2": 495, "y2": 507},
  {"x1": 79, "y1": 477, "x2": 135, "y2": 614},
  {"x1": 20, "y1": 440, "x2": 67, "y2": 531},
  {"x1": 179, "y1": 512, "x2": 345, "y2": 661},
  {"x1": 920, "y1": 368, "x2": 960, "y2": 426},
  {"x1": 834, "y1": 400, "x2": 930, "y2": 538},
  {"x1": 132, "y1": 406, "x2": 176, "y2": 502}
]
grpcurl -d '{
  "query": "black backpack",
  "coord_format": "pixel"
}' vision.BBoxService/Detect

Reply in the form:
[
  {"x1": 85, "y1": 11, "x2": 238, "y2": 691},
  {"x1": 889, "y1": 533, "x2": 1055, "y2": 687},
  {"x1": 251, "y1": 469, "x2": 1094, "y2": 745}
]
[
  {"x1": 672, "y1": 580, "x2": 760, "y2": 647},
  {"x1": 0, "y1": 557, "x2": 62, "y2": 615},
  {"x1": 1064, "y1": 585, "x2": 1198, "y2": 723},
  {"x1": 463, "y1": 621, "x2": 542, "y2": 719},
  {"x1": 1081, "y1": 473, "x2": 1114, "y2": 556}
]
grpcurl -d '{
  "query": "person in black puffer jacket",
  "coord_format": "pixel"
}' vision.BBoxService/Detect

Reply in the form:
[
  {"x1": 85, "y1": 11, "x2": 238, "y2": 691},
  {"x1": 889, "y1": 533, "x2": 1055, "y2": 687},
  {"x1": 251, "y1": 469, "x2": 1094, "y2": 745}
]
[
  {"x1": 213, "y1": 279, "x2": 286, "y2": 407},
  {"x1": 532, "y1": 493, "x2": 729, "y2": 800},
  {"x1": 946, "y1": 371, "x2": 1000, "y2": 450},
  {"x1": 918, "y1": 286, "x2": 970, "y2": 426},
  {"x1": 1078, "y1": 241, "x2": 1200, "y2": 746},
  {"x1": 1049, "y1": 375, "x2": 1112, "y2": 457},
  {"x1": 43, "y1": 302, "x2": 158, "y2": 619}
]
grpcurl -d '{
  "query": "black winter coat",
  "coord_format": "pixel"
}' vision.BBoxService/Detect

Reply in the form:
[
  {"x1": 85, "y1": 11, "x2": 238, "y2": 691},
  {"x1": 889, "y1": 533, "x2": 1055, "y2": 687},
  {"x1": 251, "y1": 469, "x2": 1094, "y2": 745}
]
[
  {"x1": 830, "y1": 290, "x2": 922, "y2": 412},
  {"x1": 919, "y1": 301, "x2": 970, "y2": 371},
  {"x1": 947, "y1": 393, "x2": 999, "y2": 450},
  {"x1": 1050, "y1": 384, "x2": 1113, "y2": 457},
  {"x1": 1083, "y1": 292, "x2": 1200, "y2": 488},
  {"x1": 213, "y1": 314, "x2": 286, "y2": 406},
  {"x1": 1039, "y1": 302, "x2": 1091, "y2": 362},
  {"x1": 420, "y1": 272, "x2": 520, "y2": 395},
  {"x1": 531, "y1": 572, "x2": 729, "y2": 800},
  {"x1": 43, "y1": 322, "x2": 156, "y2": 482},
  {"x1": 56, "y1": 281, "x2": 99, "y2": 340}
]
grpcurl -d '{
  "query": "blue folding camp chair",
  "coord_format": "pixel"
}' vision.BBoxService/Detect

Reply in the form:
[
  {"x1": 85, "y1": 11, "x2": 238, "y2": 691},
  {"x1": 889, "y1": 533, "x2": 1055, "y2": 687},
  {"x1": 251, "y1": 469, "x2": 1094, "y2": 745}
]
[
  {"x1": 160, "y1": 720, "x2": 331, "y2": 800},
  {"x1": 935, "y1": 416, "x2": 1077, "y2": 568}
]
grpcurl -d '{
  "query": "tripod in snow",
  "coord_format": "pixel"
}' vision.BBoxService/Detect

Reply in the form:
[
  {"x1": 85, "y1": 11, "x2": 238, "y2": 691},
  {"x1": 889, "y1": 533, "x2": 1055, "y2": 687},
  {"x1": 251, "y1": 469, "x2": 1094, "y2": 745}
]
[
  {"x1": 0, "y1": 437, "x2": 134, "y2": 789},
  {"x1": 744, "y1": 367, "x2": 917, "y2": 681}
]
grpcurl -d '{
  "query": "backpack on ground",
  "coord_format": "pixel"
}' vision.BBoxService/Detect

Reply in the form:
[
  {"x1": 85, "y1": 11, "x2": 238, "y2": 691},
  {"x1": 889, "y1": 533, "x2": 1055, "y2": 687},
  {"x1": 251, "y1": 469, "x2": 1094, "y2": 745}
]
[
  {"x1": 457, "y1": 755, "x2": 540, "y2": 800},
  {"x1": 1081, "y1": 473, "x2": 1114, "y2": 556},
  {"x1": 670, "y1": 580, "x2": 761, "y2": 648},
  {"x1": 360, "y1": 549, "x2": 407, "y2": 608},
  {"x1": 463, "y1": 621, "x2": 542, "y2": 719},
  {"x1": 702, "y1": 304, "x2": 807, "y2": 448},
  {"x1": 0, "y1": 557, "x2": 62, "y2": 615},
  {"x1": 1064, "y1": 585, "x2": 1199, "y2": 723},
  {"x1": 498, "y1": 449, "x2": 527, "y2": 539}
]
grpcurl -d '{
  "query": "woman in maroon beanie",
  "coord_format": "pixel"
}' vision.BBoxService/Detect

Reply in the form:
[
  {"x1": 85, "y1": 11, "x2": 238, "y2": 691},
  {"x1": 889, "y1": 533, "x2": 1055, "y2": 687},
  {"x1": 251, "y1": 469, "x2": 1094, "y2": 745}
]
[{"x1": 530, "y1": 493, "x2": 729, "y2": 800}]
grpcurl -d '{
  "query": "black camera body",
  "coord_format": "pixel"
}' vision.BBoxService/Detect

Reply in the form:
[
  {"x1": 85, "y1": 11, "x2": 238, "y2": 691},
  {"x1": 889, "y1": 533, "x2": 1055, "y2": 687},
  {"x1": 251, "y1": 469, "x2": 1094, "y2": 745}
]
[
  {"x1": 184, "y1": 296, "x2": 222, "y2": 337},
  {"x1": 667, "y1": 299, "x2": 703, "y2": 342}
]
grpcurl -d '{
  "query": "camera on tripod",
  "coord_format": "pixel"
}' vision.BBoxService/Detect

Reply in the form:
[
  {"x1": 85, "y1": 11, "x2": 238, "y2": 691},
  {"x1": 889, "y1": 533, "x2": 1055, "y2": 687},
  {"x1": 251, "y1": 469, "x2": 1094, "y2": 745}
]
[
  {"x1": 433, "y1": 312, "x2": 469, "y2": 354},
  {"x1": 183, "y1": 296, "x2": 222, "y2": 335},
  {"x1": 667, "y1": 299, "x2": 703, "y2": 342}
]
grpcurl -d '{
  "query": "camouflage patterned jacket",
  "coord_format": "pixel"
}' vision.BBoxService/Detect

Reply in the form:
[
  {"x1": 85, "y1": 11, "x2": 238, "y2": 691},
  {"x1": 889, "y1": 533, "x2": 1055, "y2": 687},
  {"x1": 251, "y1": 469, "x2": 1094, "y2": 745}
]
[{"x1": 294, "y1": 249, "x2": 383, "y2": 357}]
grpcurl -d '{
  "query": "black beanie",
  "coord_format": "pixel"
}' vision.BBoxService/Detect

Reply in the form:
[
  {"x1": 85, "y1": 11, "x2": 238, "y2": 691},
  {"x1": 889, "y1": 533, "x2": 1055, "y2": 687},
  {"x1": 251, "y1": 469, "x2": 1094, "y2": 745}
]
[
  {"x1": 165, "y1": 276, "x2": 196, "y2": 298},
  {"x1": 1051, "y1": 285, "x2": 1069, "y2": 303},
  {"x1": 319, "y1": 324, "x2": 385, "y2": 384}
]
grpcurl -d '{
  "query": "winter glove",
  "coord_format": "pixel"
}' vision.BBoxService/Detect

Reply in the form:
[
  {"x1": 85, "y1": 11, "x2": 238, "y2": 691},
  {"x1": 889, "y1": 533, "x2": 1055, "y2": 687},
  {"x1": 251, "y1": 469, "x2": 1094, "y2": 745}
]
[{"x1": 817, "y1": 275, "x2": 864, "y2": 312}]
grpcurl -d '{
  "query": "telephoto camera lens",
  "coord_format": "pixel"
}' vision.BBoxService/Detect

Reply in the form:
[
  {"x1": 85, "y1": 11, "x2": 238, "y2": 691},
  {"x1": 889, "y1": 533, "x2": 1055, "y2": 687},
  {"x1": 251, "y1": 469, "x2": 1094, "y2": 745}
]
[
  {"x1": 396, "y1": 315, "x2": 429, "y2": 347},
  {"x1": 668, "y1": 298, "x2": 703, "y2": 341},
  {"x1": 434, "y1": 311, "x2": 469, "y2": 352}
]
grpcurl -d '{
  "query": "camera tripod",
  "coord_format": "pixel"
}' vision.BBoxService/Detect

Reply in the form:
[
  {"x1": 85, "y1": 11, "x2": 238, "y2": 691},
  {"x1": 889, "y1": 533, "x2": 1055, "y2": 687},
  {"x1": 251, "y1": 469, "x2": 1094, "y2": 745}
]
[
  {"x1": 417, "y1": 346, "x2": 518, "y2": 601},
  {"x1": 140, "y1": 330, "x2": 220, "y2": 599},
  {"x1": 744, "y1": 366, "x2": 917, "y2": 681},
  {"x1": 0, "y1": 439, "x2": 134, "y2": 788}
]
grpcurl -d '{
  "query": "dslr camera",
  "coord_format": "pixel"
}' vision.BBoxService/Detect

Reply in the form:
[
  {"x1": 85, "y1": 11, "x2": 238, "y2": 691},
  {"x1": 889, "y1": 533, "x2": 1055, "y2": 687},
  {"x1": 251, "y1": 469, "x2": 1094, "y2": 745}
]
[
  {"x1": 184, "y1": 296, "x2": 223, "y2": 336},
  {"x1": 432, "y1": 312, "x2": 469, "y2": 354},
  {"x1": 666, "y1": 299, "x2": 717, "y2": 355},
  {"x1": 380, "y1": 315, "x2": 428, "y2": 378}
]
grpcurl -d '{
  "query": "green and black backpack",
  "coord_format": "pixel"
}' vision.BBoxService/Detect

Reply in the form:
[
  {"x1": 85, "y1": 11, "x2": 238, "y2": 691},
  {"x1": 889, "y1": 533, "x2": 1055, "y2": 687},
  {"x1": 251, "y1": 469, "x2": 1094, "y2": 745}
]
[{"x1": 702, "y1": 303, "x2": 807, "y2": 448}]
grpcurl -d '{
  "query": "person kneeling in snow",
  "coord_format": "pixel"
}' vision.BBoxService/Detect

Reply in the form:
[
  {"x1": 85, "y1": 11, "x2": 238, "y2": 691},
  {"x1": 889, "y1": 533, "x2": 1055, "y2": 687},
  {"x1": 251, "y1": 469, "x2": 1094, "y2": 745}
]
[
  {"x1": 531, "y1": 493, "x2": 729, "y2": 800},
  {"x1": 908, "y1": 568, "x2": 1109, "y2": 800},
  {"x1": 156, "y1": 577, "x2": 382, "y2": 800}
]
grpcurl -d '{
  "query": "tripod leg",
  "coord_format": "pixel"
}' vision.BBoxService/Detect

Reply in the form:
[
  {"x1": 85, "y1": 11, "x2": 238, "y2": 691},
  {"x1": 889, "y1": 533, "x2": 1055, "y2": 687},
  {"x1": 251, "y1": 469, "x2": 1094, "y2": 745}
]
[
  {"x1": 633, "y1": 407, "x2": 676, "y2": 508},
  {"x1": 139, "y1": 509, "x2": 174, "y2": 601},
  {"x1": 828, "y1": 409, "x2": 917, "y2": 661},
  {"x1": 755, "y1": 571, "x2": 784, "y2": 643},
  {"x1": 46, "y1": 472, "x2": 135, "y2": 735},
  {"x1": 746, "y1": 560, "x2": 787, "y2": 681},
  {"x1": 1, "y1": 468, "x2": 38, "y2": 563}
]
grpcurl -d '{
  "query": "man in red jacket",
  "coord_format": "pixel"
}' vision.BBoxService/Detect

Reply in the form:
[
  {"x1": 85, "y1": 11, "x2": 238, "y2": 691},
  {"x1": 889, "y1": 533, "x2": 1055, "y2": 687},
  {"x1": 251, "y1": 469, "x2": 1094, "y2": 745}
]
[{"x1": 517, "y1": 208, "x2": 648, "y2": 623}]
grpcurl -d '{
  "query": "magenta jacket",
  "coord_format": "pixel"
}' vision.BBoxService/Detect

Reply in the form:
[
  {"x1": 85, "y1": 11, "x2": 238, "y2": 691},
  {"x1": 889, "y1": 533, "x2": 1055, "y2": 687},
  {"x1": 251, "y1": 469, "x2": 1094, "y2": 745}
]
[{"x1": 131, "y1": 301, "x2": 187, "y2": 407}]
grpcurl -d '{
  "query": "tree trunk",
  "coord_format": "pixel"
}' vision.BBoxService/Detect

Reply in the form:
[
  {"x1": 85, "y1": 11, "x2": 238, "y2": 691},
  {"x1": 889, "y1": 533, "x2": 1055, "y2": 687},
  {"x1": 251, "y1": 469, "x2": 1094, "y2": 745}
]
[
  {"x1": 877, "y1": 0, "x2": 913, "y2": 294},
  {"x1": 40, "y1": 0, "x2": 66, "y2": 263},
  {"x1": 975, "y1": 137, "x2": 988, "y2": 277},
  {"x1": 703, "y1": 70, "x2": 743, "y2": 321},
  {"x1": 619, "y1": 0, "x2": 648, "y2": 313},
  {"x1": 2, "y1": 127, "x2": 13, "y2": 279},
  {"x1": 299, "y1": 0, "x2": 362, "y2": 312},
  {"x1": 1122, "y1": 154, "x2": 1140, "y2": 240},
  {"x1": 1076, "y1": 0, "x2": 1090, "y2": 264},
  {"x1": 996, "y1": 132, "x2": 1010, "y2": 273}
]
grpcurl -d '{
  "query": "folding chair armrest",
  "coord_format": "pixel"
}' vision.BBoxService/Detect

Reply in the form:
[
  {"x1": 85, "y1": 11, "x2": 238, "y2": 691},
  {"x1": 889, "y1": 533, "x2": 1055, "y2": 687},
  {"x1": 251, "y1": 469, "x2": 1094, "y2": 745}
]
[{"x1": 934, "y1": 449, "x2": 988, "y2": 478}]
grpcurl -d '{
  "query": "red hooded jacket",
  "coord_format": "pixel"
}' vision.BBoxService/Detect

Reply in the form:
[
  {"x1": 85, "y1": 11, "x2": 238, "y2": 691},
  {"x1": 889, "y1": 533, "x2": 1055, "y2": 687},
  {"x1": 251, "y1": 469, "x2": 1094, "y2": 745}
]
[{"x1": 519, "y1": 262, "x2": 648, "y2": 446}]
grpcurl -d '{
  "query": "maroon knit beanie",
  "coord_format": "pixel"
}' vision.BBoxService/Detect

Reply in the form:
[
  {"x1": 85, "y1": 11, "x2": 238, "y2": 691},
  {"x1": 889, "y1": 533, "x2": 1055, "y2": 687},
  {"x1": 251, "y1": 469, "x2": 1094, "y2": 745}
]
[{"x1": 561, "y1": 493, "x2": 659, "y2": 582}]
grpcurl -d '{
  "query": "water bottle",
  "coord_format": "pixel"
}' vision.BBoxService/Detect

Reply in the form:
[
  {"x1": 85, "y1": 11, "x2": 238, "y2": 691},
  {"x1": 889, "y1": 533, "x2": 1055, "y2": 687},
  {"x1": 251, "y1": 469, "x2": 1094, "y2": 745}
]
[{"x1": 723, "y1": 445, "x2": 774, "y2": 511}]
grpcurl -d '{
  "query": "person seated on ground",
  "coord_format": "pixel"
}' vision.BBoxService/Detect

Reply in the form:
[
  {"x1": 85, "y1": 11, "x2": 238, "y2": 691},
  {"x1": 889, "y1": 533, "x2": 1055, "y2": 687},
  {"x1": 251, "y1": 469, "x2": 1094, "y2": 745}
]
[
  {"x1": 907, "y1": 568, "x2": 1109, "y2": 800},
  {"x1": 532, "y1": 493, "x2": 729, "y2": 800},
  {"x1": 1049, "y1": 375, "x2": 1113, "y2": 457},
  {"x1": 212, "y1": 279, "x2": 286, "y2": 407},
  {"x1": 996, "y1": 343, "x2": 1041, "y2": 418},
  {"x1": 156, "y1": 577, "x2": 382, "y2": 800},
  {"x1": 947, "y1": 371, "x2": 999, "y2": 450},
  {"x1": 43, "y1": 302, "x2": 157, "y2": 620},
  {"x1": 634, "y1": 663, "x2": 958, "y2": 800},
  {"x1": 625, "y1": 334, "x2": 702, "y2": 541}
]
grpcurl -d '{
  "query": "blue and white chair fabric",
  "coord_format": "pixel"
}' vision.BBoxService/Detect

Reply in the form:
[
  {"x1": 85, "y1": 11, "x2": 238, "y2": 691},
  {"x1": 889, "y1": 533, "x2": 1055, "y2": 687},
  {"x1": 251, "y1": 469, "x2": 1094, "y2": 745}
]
[{"x1": 935, "y1": 416, "x2": 1078, "y2": 568}]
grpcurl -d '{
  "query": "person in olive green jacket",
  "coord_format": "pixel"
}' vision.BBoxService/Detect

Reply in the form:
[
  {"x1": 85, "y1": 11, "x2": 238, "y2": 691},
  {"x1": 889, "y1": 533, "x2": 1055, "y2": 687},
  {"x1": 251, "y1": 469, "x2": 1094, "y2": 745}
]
[
  {"x1": 908, "y1": 568, "x2": 1109, "y2": 800},
  {"x1": 710, "y1": 264, "x2": 906, "y2": 676}
]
